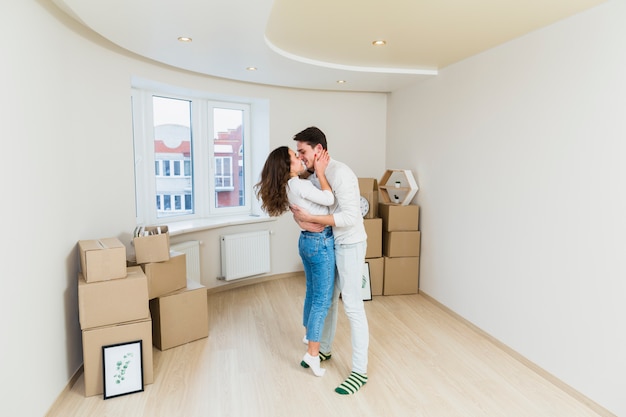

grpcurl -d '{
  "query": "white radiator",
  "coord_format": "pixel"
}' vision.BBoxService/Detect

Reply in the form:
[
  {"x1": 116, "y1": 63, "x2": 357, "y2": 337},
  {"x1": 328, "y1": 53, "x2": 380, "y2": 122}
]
[
  {"x1": 220, "y1": 230, "x2": 271, "y2": 281},
  {"x1": 170, "y1": 240, "x2": 201, "y2": 283}
]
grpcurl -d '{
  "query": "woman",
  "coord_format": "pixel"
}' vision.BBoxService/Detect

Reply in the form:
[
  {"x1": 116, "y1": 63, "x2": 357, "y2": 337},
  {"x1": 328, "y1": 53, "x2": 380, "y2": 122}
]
[{"x1": 255, "y1": 146, "x2": 335, "y2": 377}]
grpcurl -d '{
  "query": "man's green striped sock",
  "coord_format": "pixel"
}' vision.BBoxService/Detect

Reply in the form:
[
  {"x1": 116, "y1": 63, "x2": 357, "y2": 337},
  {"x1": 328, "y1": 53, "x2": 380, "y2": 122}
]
[{"x1": 335, "y1": 372, "x2": 367, "y2": 395}]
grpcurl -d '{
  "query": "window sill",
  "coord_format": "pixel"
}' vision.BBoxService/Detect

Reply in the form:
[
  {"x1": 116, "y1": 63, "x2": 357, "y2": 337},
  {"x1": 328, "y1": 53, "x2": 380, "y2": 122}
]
[{"x1": 166, "y1": 214, "x2": 276, "y2": 236}]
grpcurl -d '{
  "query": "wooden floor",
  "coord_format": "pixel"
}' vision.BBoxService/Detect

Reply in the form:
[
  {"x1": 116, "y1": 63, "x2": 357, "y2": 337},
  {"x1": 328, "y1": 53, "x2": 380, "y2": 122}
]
[{"x1": 48, "y1": 274, "x2": 609, "y2": 417}]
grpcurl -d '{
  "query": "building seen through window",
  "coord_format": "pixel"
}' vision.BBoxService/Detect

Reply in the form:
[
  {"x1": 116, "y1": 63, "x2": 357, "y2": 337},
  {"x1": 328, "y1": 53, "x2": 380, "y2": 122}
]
[
  {"x1": 154, "y1": 123, "x2": 193, "y2": 216},
  {"x1": 153, "y1": 112, "x2": 245, "y2": 217}
]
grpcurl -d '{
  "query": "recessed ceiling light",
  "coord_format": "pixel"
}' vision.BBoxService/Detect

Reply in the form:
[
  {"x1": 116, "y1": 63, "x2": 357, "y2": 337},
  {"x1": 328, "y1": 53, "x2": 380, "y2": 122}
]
[
  {"x1": 177, "y1": 37, "x2": 192, "y2": 42},
  {"x1": 336, "y1": 80, "x2": 347, "y2": 84},
  {"x1": 246, "y1": 67, "x2": 257, "y2": 71},
  {"x1": 372, "y1": 40, "x2": 386, "y2": 46}
]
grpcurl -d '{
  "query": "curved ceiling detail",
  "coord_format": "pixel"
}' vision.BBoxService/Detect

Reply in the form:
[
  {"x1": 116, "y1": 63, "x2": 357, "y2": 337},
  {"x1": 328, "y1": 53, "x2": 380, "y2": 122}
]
[
  {"x1": 264, "y1": 35, "x2": 438, "y2": 75},
  {"x1": 264, "y1": 0, "x2": 606, "y2": 73},
  {"x1": 51, "y1": 0, "x2": 606, "y2": 93}
]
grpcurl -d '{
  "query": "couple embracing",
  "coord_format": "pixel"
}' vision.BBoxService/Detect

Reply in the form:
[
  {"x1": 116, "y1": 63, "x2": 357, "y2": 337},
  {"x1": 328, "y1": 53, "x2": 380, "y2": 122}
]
[{"x1": 255, "y1": 126, "x2": 369, "y2": 395}]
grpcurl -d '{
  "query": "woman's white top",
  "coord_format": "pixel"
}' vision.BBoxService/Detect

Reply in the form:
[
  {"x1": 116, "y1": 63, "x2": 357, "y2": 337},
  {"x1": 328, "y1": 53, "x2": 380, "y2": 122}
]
[{"x1": 287, "y1": 177, "x2": 334, "y2": 223}]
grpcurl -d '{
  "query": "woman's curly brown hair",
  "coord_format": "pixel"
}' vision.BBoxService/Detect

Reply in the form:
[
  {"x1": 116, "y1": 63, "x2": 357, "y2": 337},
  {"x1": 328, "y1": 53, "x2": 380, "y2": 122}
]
[{"x1": 254, "y1": 146, "x2": 291, "y2": 217}]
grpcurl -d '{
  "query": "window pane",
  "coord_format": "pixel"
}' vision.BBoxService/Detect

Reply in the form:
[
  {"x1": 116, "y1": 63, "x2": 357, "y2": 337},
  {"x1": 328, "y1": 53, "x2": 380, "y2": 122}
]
[
  {"x1": 213, "y1": 108, "x2": 243, "y2": 208},
  {"x1": 164, "y1": 194, "x2": 171, "y2": 211},
  {"x1": 153, "y1": 96, "x2": 194, "y2": 218}
]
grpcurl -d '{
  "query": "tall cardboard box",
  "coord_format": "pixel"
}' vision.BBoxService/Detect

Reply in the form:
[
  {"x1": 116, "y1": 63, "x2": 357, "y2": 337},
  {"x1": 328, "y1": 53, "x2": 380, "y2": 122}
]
[
  {"x1": 383, "y1": 256, "x2": 420, "y2": 295},
  {"x1": 78, "y1": 238, "x2": 127, "y2": 283},
  {"x1": 82, "y1": 317, "x2": 154, "y2": 397},
  {"x1": 363, "y1": 218, "x2": 382, "y2": 258},
  {"x1": 133, "y1": 225, "x2": 170, "y2": 263},
  {"x1": 358, "y1": 178, "x2": 379, "y2": 219},
  {"x1": 141, "y1": 251, "x2": 187, "y2": 299},
  {"x1": 378, "y1": 203, "x2": 420, "y2": 231},
  {"x1": 78, "y1": 266, "x2": 150, "y2": 330},
  {"x1": 365, "y1": 257, "x2": 384, "y2": 296},
  {"x1": 149, "y1": 280, "x2": 209, "y2": 350},
  {"x1": 383, "y1": 231, "x2": 421, "y2": 257}
]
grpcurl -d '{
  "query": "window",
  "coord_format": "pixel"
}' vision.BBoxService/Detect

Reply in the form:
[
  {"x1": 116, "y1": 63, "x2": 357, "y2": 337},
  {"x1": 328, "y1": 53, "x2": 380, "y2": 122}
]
[
  {"x1": 215, "y1": 156, "x2": 233, "y2": 190},
  {"x1": 131, "y1": 87, "x2": 256, "y2": 225}
]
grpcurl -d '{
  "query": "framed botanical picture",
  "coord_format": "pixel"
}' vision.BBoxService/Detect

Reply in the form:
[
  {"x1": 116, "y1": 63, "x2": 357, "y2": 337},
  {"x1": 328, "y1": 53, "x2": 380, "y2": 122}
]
[
  {"x1": 102, "y1": 340, "x2": 144, "y2": 400},
  {"x1": 361, "y1": 262, "x2": 372, "y2": 301}
]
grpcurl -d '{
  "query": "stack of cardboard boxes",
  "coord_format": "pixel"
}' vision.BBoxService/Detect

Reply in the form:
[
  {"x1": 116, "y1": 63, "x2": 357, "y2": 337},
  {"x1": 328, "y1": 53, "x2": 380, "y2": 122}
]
[
  {"x1": 359, "y1": 177, "x2": 421, "y2": 297},
  {"x1": 380, "y1": 204, "x2": 420, "y2": 295},
  {"x1": 77, "y1": 227, "x2": 209, "y2": 397},
  {"x1": 78, "y1": 238, "x2": 154, "y2": 397},
  {"x1": 130, "y1": 226, "x2": 209, "y2": 352}
]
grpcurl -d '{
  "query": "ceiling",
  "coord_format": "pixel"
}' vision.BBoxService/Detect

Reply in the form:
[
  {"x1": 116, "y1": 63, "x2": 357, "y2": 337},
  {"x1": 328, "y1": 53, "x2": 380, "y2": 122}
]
[{"x1": 51, "y1": 0, "x2": 605, "y2": 93}]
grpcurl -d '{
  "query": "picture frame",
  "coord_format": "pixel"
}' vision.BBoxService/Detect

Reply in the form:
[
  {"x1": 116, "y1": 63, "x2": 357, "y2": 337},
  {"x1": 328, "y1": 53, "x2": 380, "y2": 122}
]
[
  {"x1": 102, "y1": 340, "x2": 144, "y2": 400},
  {"x1": 361, "y1": 262, "x2": 372, "y2": 301}
]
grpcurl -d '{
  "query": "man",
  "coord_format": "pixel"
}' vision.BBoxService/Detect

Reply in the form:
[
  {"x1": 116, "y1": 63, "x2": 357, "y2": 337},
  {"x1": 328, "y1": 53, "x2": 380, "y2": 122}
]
[{"x1": 290, "y1": 126, "x2": 369, "y2": 395}]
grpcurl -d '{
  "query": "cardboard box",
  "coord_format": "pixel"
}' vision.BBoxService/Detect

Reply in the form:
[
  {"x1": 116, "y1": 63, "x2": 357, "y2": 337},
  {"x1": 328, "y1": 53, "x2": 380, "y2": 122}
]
[
  {"x1": 78, "y1": 266, "x2": 150, "y2": 330},
  {"x1": 133, "y1": 225, "x2": 170, "y2": 264},
  {"x1": 149, "y1": 280, "x2": 209, "y2": 351},
  {"x1": 358, "y1": 178, "x2": 379, "y2": 219},
  {"x1": 141, "y1": 251, "x2": 187, "y2": 299},
  {"x1": 383, "y1": 231, "x2": 421, "y2": 257},
  {"x1": 82, "y1": 317, "x2": 154, "y2": 397},
  {"x1": 78, "y1": 238, "x2": 127, "y2": 283},
  {"x1": 363, "y1": 218, "x2": 382, "y2": 258},
  {"x1": 365, "y1": 257, "x2": 384, "y2": 296},
  {"x1": 383, "y1": 256, "x2": 420, "y2": 295},
  {"x1": 378, "y1": 203, "x2": 420, "y2": 231}
]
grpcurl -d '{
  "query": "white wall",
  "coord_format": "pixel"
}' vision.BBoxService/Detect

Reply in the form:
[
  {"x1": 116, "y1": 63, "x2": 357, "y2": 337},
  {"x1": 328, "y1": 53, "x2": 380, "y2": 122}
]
[
  {"x1": 0, "y1": 1, "x2": 386, "y2": 415},
  {"x1": 386, "y1": 1, "x2": 626, "y2": 415}
]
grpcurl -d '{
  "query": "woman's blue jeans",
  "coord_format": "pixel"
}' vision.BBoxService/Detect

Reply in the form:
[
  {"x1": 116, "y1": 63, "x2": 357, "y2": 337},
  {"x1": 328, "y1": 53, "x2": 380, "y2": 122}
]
[{"x1": 299, "y1": 226, "x2": 335, "y2": 342}]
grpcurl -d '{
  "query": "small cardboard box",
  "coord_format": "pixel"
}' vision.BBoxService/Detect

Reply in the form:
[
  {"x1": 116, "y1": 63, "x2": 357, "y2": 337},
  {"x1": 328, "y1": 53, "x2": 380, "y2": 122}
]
[
  {"x1": 149, "y1": 280, "x2": 209, "y2": 351},
  {"x1": 383, "y1": 256, "x2": 419, "y2": 295},
  {"x1": 141, "y1": 251, "x2": 187, "y2": 299},
  {"x1": 78, "y1": 266, "x2": 150, "y2": 330},
  {"x1": 378, "y1": 203, "x2": 420, "y2": 231},
  {"x1": 363, "y1": 218, "x2": 382, "y2": 258},
  {"x1": 358, "y1": 178, "x2": 379, "y2": 219},
  {"x1": 365, "y1": 257, "x2": 384, "y2": 296},
  {"x1": 78, "y1": 238, "x2": 127, "y2": 283},
  {"x1": 82, "y1": 317, "x2": 154, "y2": 397},
  {"x1": 133, "y1": 226, "x2": 170, "y2": 264},
  {"x1": 383, "y1": 231, "x2": 421, "y2": 258}
]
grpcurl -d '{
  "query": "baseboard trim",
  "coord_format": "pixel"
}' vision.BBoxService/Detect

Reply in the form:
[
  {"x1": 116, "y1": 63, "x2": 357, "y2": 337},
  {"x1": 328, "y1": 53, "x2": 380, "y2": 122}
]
[
  {"x1": 206, "y1": 271, "x2": 304, "y2": 294},
  {"x1": 45, "y1": 365, "x2": 83, "y2": 416},
  {"x1": 419, "y1": 291, "x2": 615, "y2": 417}
]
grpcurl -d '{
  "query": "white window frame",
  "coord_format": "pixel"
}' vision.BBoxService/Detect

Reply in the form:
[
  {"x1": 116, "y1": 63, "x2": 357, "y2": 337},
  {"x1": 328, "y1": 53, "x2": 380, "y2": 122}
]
[{"x1": 131, "y1": 87, "x2": 255, "y2": 226}]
